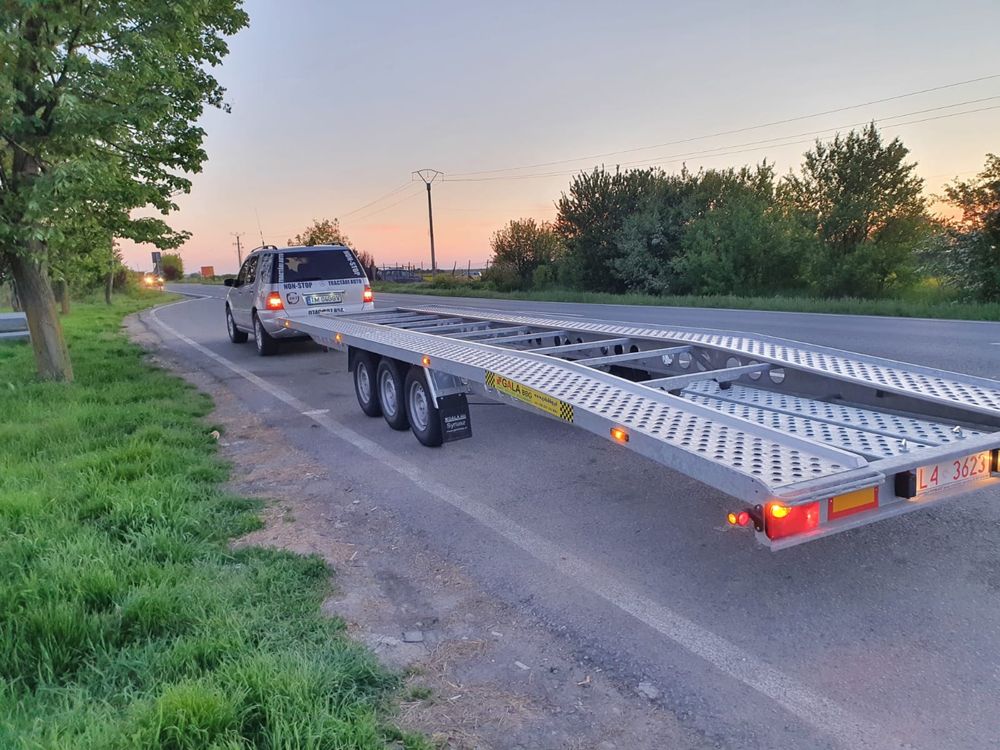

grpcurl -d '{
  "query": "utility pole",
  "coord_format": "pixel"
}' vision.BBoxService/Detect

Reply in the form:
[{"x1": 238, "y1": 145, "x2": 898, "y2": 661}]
[
  {"x1": 231, "y1": 232, "x2": 244, "y2": 267},
  {"x1": 413, "y1": 169, "x2": 443, "y2": 275}
]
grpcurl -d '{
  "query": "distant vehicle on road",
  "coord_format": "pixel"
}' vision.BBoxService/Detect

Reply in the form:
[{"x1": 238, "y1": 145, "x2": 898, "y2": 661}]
[
  {"x1": 142, "y1": 273, "x2": 164, "y2": 289},
  {"x1": 379, "y1": 268, "x2": 422, "y2": 284},
  {"x1": 224, "y1": 244, "x2": 374, "y2": 356}
]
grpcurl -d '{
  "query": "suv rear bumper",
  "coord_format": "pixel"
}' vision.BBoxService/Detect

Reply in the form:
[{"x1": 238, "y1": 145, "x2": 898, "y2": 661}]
[{"x1": 258, "y1": 303, "x2": 374, "y2": 336}]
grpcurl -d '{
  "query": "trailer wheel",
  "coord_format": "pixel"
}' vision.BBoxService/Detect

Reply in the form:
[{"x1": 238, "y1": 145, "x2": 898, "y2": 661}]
[
  {"x1": 405, "y1": 367, "x2": 443, "y2": 447},
  {"x1": 377, "y1": 358, "x2": 409, "y2": 430},
  {"x1": 353, "y1": 351, "x2": 382, "y2": 417}
]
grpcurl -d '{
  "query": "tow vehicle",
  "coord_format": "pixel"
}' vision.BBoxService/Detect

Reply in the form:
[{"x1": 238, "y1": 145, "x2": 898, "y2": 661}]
[
  {"x1": 224, "y1": 244, "x2": 374, "y2": 356},
  {"x1": 277, "y1": 304, "x2": 1000, "y2": 550}
]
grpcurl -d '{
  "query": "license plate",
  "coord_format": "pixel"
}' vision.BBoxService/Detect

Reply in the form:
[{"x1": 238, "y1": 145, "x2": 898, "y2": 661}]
[
  {"x1": 915, "y1": 451, "x2": 993, "y2": 495},
  {"x1": 305, "y1": 292, "x2": 342, "y2": 305}
]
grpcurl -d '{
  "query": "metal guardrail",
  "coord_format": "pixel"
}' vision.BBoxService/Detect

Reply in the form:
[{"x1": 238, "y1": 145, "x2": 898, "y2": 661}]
[{"x1": 0, "y1": 312, "x2": 29, "y2": 341}]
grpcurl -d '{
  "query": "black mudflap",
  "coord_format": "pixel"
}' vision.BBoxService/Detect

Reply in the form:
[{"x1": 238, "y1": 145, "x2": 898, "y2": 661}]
[{"x1": 438, "y1": 394, "x2": 472, "y2": 442}]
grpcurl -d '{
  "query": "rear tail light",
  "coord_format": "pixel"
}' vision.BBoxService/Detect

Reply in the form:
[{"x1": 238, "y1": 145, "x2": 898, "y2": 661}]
[
  {"x1": 266, "y1": 292, "x2": 284, "y2": 310},
  {"x1": 726, "y1": 510, "x2": 751, "y2": 527},
  {"x1": 363, "y1": 285, "x2": 374, "y2": 303},
  {"x1": 765, "y1": 501, "x2": 819, "y2": 540}
]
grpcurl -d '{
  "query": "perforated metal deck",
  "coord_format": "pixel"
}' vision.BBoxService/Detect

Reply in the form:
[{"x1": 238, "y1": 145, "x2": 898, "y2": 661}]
[
  {"x1": 278, "y1": 303, "x2": 1000, "y2": 547},
  {"x1": 402, "y1": 305, "x2": 1000, "y2": 420}
]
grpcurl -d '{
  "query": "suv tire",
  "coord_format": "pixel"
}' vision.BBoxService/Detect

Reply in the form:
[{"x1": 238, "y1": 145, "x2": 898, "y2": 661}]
[
  {"x1": 227, "y1": 306, "x2": 248, "y2": 343},
  {"x1": 253, "y1": 313, "x2": 279, "y2": 356}
]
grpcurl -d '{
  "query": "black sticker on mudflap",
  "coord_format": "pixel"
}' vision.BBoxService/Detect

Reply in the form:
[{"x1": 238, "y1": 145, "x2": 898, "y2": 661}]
[{"x1": 438, "y1": 394, "x2": 472, "y2": 442}]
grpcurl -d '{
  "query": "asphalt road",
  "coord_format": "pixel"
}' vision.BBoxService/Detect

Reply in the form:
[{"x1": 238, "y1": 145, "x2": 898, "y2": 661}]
[{"x1": 162, "y1": 283, "x2": 1000, "y2": 750}]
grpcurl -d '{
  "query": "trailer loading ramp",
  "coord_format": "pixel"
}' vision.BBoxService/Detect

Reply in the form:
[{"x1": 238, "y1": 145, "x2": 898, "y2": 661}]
[{"x1": 280, "y1": 304, "x2": 1000, "y2": 549}]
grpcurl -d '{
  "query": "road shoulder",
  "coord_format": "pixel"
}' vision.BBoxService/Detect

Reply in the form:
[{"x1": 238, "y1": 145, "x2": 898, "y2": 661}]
[{"x1": 127, "y1": 308, "x2": 706, "y2": 750}]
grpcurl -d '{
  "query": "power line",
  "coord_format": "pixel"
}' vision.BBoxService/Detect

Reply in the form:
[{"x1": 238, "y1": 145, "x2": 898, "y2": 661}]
[
  {"x1": 339, "y1": 181, "x2": 412, "y2": 218},
  {"x1": 445, "y1": 102, "x2": 1000, "y2": 182},
  {"x1": 448, "y1": 73, "x2": 1000, "y2": 178},
  {"x1": 347, "y1": 184, "x2": 422, "y2": 222},
  {"x1": 594, "y1": 98, "x2": 1000, "y2": 174}
]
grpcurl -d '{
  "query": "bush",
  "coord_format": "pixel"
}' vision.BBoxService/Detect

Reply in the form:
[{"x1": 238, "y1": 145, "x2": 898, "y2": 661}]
[
  {"x1": 427, "y1": 274, "x2": 473, "y2": 290},
  {"x1": 161, "y1": 253, "x2": 184, "y2": 281},
  {"x1": 481, "y1": 265, "x2": 523, "y2": 292},
  {"x1": 532, "y1": 264, "x2": 559, "y2": 289}
]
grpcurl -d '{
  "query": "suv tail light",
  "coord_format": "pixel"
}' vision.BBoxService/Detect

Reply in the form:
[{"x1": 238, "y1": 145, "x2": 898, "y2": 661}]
[
  {"x1": 363, "y1": 285, "x2": 374, "y2": 303},
  {"x1": 266, "y1": 292, "x2": 284, "y2": 310}
]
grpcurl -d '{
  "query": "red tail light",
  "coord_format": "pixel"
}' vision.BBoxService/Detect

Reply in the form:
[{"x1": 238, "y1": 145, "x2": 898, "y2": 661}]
[
  {"x1": 726, "y1": 510, "x2": 751, "y2": 527},
  {"x1": 765, "y1": 501, "x2": 820, "y2": 540},
  {"x1": 266, "y1": 292, "x2": 284, "y2": 310},
  {"x1": 363, "y1": 286, "x2": 374, "y2": 303}
]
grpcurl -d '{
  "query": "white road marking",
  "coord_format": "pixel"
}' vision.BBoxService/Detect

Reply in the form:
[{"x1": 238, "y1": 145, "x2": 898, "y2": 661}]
[
  {"x1": 301, "y1": 408, "x2": 330, "y2": 417},
  {"x1": 148, "y1": 298, "x2": 903, "y2": 750}
]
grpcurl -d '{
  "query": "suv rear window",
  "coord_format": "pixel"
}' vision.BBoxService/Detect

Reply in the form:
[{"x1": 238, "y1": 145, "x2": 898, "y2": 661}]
[{"x1": 272, "y1": 248, "x2": 364, "y2": 283}]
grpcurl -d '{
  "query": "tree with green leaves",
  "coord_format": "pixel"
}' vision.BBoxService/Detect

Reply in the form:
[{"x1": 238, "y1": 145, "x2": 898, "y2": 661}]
[
  {"x1": 1, "y1": 1, "x2": 248, "y2": 381},
  {"x1": 672, "y1": 164, "x2": 807, "y2": 296},
  {"x1": 780, "y1": 124, "x2": 928, "y2": 298},
  {"x1": 610, "y1": 167, "x2": 713, "y2": 294},
  {"x1": 555, "y1": 167, "x2": 660, "y2": 292},
  {"x1": 489, "y1": 218, "x2": 563, "y2": 287},
  {"x1": 161, "y1": 252, "x2": 184, "y2": 281},
  {"x1": 938, "y1": 154, "x2": 1000, "y2": 302},
  {"x1": 288, "y1": 218, "x2": 351, "y2": 247}
]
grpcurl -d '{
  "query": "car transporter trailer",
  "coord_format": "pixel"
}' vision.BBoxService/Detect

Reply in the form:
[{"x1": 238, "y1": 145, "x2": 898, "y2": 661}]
[{"x1": 278, "y1": 304, "x2": 1000, "y2": 550}]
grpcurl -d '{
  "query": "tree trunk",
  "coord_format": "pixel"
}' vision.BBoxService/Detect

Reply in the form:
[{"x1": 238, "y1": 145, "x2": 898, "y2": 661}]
[
  {"x1": 105, "y1": 270, "x2": 113, "y2": 305},
  {"x1": 5, "y1": 283, "x2": 20, "y2": 311},
  {"x1": 10, "y1": 253, "x2": 73, "y2": 382},
  {"x1": 54, "y1": 279, "x2": 71, "y2": 315}
]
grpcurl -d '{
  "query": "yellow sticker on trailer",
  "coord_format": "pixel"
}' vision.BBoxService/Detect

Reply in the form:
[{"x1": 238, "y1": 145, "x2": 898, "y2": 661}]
[{"x1": 486, "y1": 371, "x2": 574, "y2": 423}]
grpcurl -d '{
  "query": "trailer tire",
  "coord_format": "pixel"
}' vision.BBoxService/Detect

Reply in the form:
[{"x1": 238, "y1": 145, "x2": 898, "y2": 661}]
[
  {"x1": 353, "y1": 351, "x2": 382, "y2": 417},
  {"x1": 405, "y1": 367, "x2": 443, "y2": 447},
  {"x1": 377, "y1": 358, "x2": 409, "y2": 430}
]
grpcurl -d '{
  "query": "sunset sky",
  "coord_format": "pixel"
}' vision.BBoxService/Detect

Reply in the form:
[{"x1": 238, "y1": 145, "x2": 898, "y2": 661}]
[{"x1": 120, "y1": 0, "x2": 1000, "y2": 274}]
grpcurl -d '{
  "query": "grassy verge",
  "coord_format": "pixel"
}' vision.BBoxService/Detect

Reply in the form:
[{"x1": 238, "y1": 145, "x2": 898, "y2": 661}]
[
  {"x1": 373, "y1": 282, "x2": 1000, "y2": 321},
  {"x1": 0, "y1": 294, "x2": 423, "y2": 749}
]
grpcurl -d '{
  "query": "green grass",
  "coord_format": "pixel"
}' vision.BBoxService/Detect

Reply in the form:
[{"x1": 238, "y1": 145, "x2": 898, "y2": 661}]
[
  {"x1": 0, "y1": 295, "x2": 423, "y2": 749},
  {"x1": 373, "y1": 282, "x2": 1000, "y2": 321}
]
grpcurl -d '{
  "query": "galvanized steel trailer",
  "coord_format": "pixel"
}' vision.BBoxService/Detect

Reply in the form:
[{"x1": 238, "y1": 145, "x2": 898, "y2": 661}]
[{"x1": 279, "y1": 305, "x2": 1000, "y2": 550}]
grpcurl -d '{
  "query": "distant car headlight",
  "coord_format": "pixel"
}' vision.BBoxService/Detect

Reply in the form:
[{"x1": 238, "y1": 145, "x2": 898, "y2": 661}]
[{"x1": 158, "y1": 276, "x2": 165, "y2": 283}]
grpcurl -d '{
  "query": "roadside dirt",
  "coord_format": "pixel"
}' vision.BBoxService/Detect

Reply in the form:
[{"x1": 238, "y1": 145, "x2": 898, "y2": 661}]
[{"x1": 127, "y1": 312, "x2": 709, "y2": 750}]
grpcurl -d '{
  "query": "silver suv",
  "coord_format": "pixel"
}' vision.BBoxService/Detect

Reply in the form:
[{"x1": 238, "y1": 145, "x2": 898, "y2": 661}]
[{"x1": 225, "y1": 244, "x2": 374, "y2": 355}]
